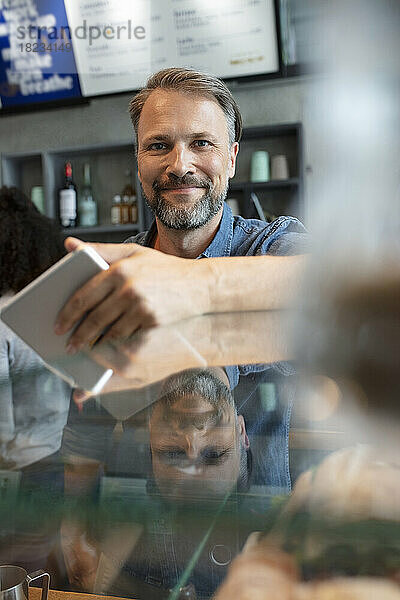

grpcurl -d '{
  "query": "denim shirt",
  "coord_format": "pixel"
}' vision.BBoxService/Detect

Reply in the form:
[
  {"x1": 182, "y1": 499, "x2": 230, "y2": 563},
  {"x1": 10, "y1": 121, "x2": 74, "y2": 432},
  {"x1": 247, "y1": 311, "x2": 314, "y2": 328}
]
[{"x1": 125, "y1": 202, "x2": 307, "y2": 259}]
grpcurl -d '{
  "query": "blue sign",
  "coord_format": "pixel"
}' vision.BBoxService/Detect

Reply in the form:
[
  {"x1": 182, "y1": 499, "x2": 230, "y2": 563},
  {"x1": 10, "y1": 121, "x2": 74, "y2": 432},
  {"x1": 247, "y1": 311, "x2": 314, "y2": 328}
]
[{"x1": 0, "y1": 0, "x2": 82, "y2": 108}]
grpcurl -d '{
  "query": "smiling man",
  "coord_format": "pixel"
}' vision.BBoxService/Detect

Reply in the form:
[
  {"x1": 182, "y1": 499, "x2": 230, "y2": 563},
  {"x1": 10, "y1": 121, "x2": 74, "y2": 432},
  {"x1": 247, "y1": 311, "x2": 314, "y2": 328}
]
[
  {"x1": 55, "y1": 68, "x2": 308, "y2": 351},
  {"x1": 131, "y1": 80, "x2": 239, "y2": 258}
]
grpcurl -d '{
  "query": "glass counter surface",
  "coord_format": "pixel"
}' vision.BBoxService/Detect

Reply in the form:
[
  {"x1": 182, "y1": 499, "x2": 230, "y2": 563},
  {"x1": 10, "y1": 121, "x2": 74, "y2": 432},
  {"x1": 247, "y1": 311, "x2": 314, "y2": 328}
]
[{"x1": 0, "y1": 311, "x2": 399, "y2": 600}]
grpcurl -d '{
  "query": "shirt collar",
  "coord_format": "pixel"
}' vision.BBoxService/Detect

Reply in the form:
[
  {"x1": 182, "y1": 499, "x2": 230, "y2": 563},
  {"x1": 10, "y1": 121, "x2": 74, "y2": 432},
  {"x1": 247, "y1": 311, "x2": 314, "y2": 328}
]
[
  {"x1": 199, "y1": 202, "x2": 234, "y2": 258},
  {"x1": 143, "y1": 202, "x2": 234, "y2": 258}
]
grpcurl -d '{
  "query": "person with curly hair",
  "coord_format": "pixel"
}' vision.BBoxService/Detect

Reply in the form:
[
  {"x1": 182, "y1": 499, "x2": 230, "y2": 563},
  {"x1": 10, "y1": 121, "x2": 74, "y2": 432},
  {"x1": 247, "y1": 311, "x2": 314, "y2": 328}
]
[
  {"x1": 0, "y1": 186, "x2": 66, "y2": 295},
  {"x1": 0, "y1": 186, "x2": 70, "y2": 473}
]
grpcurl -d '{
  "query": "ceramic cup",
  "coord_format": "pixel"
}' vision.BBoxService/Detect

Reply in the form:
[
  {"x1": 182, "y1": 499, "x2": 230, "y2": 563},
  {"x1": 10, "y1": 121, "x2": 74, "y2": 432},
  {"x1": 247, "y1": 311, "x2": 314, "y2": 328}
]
[
  {"x1": 250, "y1": 151, "x2": 270, "y2": 182},
  {"x1": 31, "y1": 186, "x2": 45, "y2": 214},
  {"x1": 271, "y1": 155, "x2": 289, "y2": 180}
]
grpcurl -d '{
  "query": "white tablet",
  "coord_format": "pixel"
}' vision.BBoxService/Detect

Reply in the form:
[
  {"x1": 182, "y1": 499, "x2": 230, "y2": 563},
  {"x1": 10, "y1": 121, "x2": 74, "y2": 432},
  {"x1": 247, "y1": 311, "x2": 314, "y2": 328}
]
[{"x1": 0, "y1": 247, "x2": 113, "y2": 393}]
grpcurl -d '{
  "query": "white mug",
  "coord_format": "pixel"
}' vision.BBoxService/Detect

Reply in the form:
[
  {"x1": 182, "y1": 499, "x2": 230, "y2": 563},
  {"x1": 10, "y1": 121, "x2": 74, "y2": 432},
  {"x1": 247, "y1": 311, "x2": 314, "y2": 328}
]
[{"x1": 271, "y1": 155, "x2": 289, "y2": 180}]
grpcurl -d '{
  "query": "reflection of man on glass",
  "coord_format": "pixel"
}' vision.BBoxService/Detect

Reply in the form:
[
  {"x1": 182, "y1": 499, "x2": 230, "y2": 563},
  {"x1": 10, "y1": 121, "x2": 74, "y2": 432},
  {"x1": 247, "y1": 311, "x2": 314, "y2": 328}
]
[
  {"x1": 109, "y1": 368, "x2": 255, "y2": 599},
  {"x1": 62, "y1": 368, "x2": 252, "y2": 501},
  {"x1": 62, "y1": 359, "x2": 294, "y2": 596},
  {"x1": 61, "y1": 367, "x2": 252, "y2": 594},
  {"x1": 149, "y1": 368, "x2": 251, "y2": 501}
]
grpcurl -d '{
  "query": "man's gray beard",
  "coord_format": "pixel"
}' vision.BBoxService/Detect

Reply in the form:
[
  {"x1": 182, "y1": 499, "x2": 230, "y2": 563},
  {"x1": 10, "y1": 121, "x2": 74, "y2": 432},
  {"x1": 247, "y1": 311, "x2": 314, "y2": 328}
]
[{"x1": 142, "y1": 182, "x2": 229, "y2": 230}]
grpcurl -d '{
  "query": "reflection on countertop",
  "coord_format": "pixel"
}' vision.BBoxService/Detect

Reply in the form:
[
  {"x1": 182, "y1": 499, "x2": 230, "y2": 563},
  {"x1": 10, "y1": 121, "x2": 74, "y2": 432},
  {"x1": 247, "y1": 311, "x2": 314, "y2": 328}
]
[{"x1": 0, "y1": 304, "x2": 399, "y2": 599}]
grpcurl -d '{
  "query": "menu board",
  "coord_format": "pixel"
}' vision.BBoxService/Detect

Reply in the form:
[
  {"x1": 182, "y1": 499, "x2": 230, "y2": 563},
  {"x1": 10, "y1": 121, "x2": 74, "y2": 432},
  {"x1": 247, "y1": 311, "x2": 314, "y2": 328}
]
[
  {"x1": 165, "y1": 0, "x2": 279, "y2": 78},
  {"x1": 65, "y1": 0, "x2": 279, "y2": 97},
  {"x1": 0, "y1": 0, "x2": 279, "y2": 109},
  {"x1": 64, "y1": 0, "x2": 151, "y2": 97}
]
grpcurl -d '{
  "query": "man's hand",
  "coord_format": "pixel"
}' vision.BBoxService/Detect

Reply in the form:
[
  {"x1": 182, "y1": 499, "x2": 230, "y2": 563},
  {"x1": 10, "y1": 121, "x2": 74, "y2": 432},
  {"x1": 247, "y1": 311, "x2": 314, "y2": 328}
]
[
  {"x1": 55, "y1": 237, "x2": 306, "y2": 355},
  {"x1": 71, "y1": 324, "x2": 208, "y2": 404},
  {"x1": 54, "y1": 237, "x2": 211, "y2": 353}
]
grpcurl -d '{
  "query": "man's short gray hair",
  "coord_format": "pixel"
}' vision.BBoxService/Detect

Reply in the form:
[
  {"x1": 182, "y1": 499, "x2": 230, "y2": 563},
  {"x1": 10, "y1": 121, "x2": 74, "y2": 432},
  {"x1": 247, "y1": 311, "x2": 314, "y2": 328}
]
[{"x1": 129, "y1": 67, "x2": 243, "y2": 146}]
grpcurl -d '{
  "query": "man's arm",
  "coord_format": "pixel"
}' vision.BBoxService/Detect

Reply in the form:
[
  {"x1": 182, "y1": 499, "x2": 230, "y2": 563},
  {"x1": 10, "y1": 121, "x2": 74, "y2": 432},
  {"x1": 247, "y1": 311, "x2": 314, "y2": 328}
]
[
  {"x1": 54, "y1": 237, "x2": 307, "y2": 353},
  {"x1": 204, "y1": 253, "x2": 306, "y2": 313}
]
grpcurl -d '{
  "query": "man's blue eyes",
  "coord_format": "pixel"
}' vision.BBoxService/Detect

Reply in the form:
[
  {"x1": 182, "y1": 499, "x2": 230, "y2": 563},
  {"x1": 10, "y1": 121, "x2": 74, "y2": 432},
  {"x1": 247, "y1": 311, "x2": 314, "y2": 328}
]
[
  {"x1": 149, "y1": 140, "x2": 210, "y2": 150},
  {"x1": 150, "y1": 143, "x2": 167, "y2": 150}
]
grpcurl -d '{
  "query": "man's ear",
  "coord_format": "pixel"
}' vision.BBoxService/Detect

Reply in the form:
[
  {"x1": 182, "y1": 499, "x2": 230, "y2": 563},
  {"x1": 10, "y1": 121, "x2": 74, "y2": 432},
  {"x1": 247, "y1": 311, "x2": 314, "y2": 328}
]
[
  {"x1": 238, "y1": 414, "x2": 250, "y2": 449},
  {"x1": 228, "y1": 142, "x2": 239, "y2": 179}
]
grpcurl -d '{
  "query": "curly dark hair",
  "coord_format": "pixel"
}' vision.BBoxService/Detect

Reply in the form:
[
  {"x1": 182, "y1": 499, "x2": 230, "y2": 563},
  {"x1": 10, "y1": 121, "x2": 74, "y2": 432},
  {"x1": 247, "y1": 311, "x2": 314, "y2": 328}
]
[{"x1": 0, "y1": 186, "x2": 66, "y2": 295}]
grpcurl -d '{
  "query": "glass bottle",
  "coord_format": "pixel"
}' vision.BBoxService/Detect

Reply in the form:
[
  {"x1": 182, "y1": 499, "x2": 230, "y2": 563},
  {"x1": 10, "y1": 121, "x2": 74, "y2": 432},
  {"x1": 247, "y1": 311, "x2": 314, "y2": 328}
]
[
  {"x1": 130, "y1": 194, "x2": 138, "y2": 224},
  {"x1": 121, "y1": 169, "x2": 137, "y2": 223},
  {"x1": 59, "y1": 161, "x2": 77, "y2": 228},
  {"x1": 120, "y1": 195, "x2": 131, "y2": 224},
  {"x1": 121, "y1": 168, "x2": 135, "y2": 198},
  {"x1": 78, "y1": 163, "x2": 97, "y2": 227},
  {"x1": 111, "y1": 194, "x2": 122, "y2": 225}
]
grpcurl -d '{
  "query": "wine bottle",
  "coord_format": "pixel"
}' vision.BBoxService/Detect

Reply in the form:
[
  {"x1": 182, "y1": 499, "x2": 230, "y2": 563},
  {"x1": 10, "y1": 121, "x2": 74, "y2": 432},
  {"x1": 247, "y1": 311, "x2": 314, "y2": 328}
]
[
  {"x1": 78, "y1": 163, "x2": 98, "y2": 227},
  {"x1": 59, "y1": 161, "x2": 77, "y2": 228}
]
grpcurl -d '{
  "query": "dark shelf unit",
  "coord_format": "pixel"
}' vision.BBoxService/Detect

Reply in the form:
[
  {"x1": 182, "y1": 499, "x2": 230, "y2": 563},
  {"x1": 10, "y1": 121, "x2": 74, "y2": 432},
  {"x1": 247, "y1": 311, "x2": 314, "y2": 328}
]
[
  {"x1": 1, "y1": 123, "x2": 304, "y2": 241},
  {"x1": 1, "y1": 151, "x2": 43, "y2": 200},
  {"x1": 228, "y1": 123, "x2": 304, "y2": 221},
  {"x1": 0, "y1": 141, "x2": 145, "y2": 243}
]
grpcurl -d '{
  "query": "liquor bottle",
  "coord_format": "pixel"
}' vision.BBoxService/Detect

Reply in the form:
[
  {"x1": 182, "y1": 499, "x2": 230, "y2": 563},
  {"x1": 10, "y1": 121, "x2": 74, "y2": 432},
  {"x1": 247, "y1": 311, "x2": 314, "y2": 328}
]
[
  {"x1": 59, "y1": 161, "x2": 77, "y2": 228},
  {"x1": 120, "y1": 195, "x2": 130, "y2": 224},
  {"x1": 121, "y1": 169, "x2": 137, "y2": 223},
  {"x1": 130, "y1": 193, "x2": 138, "y2": 224},
  {"x1": 78, "y1": 163, "x2": 98, "y2": 227},
  {"x1": 121, "y1": 168, "x2": 135, "y2": 198},
  {"x1": 111, "y1": 194, "x2": 122, "y2": 225}
]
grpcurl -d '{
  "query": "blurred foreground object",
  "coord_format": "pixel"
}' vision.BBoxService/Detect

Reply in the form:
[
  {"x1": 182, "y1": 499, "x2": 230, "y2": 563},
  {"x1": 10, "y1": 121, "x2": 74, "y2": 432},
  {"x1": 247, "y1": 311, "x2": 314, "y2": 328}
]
[
  {"x1": 298, "y1": 0, "x2": 400, "y2": 420},
  {"x1": 215, "y1": 446, "x2": 400, "y2": 599},
  {"x1": 215, "y1": 0, "x2": 400, "y2": 597}
]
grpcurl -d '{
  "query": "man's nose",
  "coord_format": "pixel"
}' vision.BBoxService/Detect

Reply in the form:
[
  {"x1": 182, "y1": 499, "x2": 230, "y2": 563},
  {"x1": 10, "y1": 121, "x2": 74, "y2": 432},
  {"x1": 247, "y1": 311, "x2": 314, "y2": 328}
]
[
  {"x1": 165, "y1": 144, "x2": 194, "y2": 178},
  {"x1": 183, "y1": 429, "x2": 203, "y2": 460}
]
